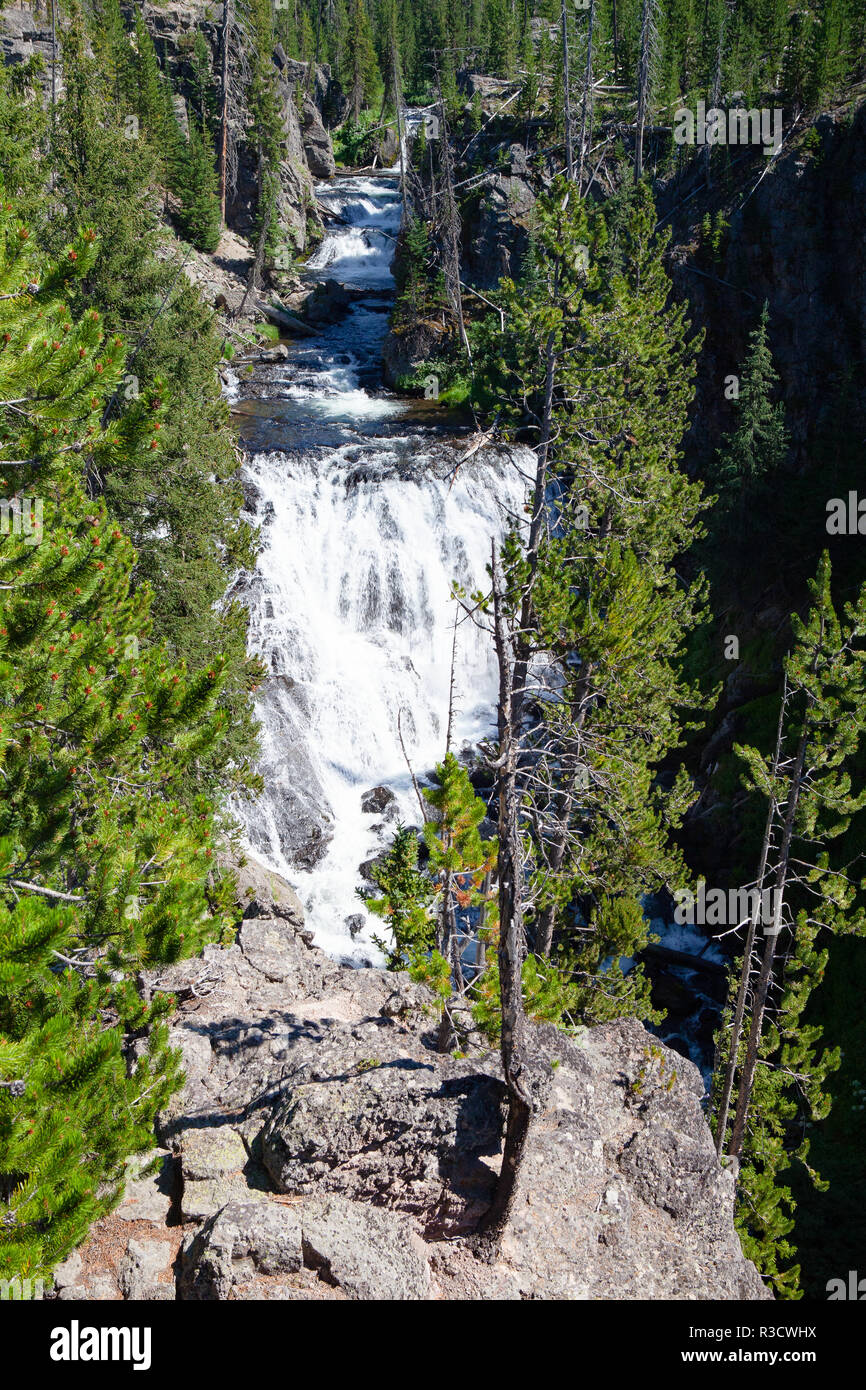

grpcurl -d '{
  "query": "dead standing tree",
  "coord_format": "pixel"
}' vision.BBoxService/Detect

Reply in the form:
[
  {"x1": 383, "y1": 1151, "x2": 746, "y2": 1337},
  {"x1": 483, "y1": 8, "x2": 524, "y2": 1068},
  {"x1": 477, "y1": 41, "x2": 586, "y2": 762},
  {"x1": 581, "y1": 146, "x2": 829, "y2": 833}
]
[
  {"x1": 713, "y1": 559, "x2": 866, "y2": 1162},
  {"x1": 474, "y1": 545, "x2": 536, "y2": 1243},
  {"x1": 435, "y1": 616, "x2": 467, "y2": 1052},
  {"x1": 433, "y1": 60, "x2": 471, "y2": 359},
  {"x1": 218, "y1": 0, "x2": 251, "y2": 224},
  {"x1": 633, "y1": 0, "x2": 659, "y2": 182},
  {"x1": 576, "y1": 0, "x2": 596, "y2": 192},
  {"x1": 560, "y1": 2, "x2": 574, "y2": 180},
  {"x1": 713, "y1": 683, "x2": 786, "y2": 1155}
]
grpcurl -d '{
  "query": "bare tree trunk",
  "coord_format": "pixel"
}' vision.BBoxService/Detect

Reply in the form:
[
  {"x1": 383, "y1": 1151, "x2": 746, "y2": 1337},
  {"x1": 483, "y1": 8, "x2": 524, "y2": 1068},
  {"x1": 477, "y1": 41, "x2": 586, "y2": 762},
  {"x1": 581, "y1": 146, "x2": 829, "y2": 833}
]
[
  {"x1": 634, "y1": 0, "x2": 655, "y2": 183},
  {"x1": 476, "y1": 870, "x2": 492, "y2": 974},
  {"x1": 612, "y1": 0, "x2": 619, "y2": 81},
  {"x1": 435, "y1": 70, "x2": 471, "y2": 359},
  {"x1": 397, "y1": 709, "x2": 428, "y2": 823},
  {"x1": 577, "y1": 0, "x2": 596, "y2": 192},
  {"x1": 49, "y1": 0, "x2": 57, "y2": 192},
  {"x1": 436, "y1": 858, "x2": 463, "y2": 1051},
  {"x1": 727, "y1": 715, "x2": 810, "y2": 1160},
  {"x1": 219, "y1": 0, "x2": 233, "y2": 223},
  {"x1": 510, "y1": 326, "x2": 557, "y2": 732},
  {"x1": 560, "y1": 3, "x2": 574, "y2": 180},
  {"x1": 393, "y1": 41, "x2": 408, "y2": 228},
  {"x1": 437, "y1": 615, "x2": 465, "y2": 1050},
  {"x1": 235, "y1": 184, "x2": 276, "y2": 321},
  {"x1": 476, "y1": 546, "x2": 534, "y2": 1244},
  {"x1": 714, "y1": 681, "x2": 786, "y2": 1155}
]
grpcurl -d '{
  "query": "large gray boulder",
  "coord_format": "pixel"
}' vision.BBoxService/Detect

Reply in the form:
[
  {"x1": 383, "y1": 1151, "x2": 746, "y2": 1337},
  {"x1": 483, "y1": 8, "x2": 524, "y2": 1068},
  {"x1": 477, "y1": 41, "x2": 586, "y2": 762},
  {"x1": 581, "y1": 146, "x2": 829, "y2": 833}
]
[
  {"x1": 180, "y1": 1199, "x2": 303, "y2": 1300},
  {"x1": 474, "y1": 1021, "x2": 771, "y2": 1301},
  {"x1": 261, "y1": 1050, "x2": 505, "y2": 1235},
  {"x1": 297, "y1": 1195, "x2": 430, "y2": 1300},
  {"x1": 301, "y1": 96, "x2": 336, "y2": 179},
  {"x1": 225, "y1": 851, "x2": 307, "y2": 928},
  {"x1": 180, "y1": 1195, "x2": 429, "y2": 1300}
]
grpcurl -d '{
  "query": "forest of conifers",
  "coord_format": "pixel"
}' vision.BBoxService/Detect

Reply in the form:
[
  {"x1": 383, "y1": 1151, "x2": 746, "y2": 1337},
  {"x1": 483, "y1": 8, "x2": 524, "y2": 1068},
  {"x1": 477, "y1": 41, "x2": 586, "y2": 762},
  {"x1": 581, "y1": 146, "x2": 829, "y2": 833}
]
[{"x1": 0, "y1": 0, "x2": 864, "y2": 1315}]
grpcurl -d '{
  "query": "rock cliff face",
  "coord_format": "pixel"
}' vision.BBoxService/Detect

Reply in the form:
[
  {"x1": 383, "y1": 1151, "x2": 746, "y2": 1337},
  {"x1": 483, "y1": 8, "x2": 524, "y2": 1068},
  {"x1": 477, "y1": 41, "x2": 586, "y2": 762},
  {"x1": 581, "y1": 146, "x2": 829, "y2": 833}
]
[
  {"x1": 0, "y1": 4, "x2": 57, "y2": 70},
  {"x1": 463, "y1": 143, "x2": 537, "y2": 290},
  {"x1": 136, "y1": 1, "x2": 337, "y2": 255},
  {"x1": 0, "y1": 3, "x2": 338, "y2": 258},
  {"x1": 54, "y1": 859, "x2": 769, "y2": 1301},
  {"x1": 664, "y1": 99, "x2": 866, "y2": 471}
]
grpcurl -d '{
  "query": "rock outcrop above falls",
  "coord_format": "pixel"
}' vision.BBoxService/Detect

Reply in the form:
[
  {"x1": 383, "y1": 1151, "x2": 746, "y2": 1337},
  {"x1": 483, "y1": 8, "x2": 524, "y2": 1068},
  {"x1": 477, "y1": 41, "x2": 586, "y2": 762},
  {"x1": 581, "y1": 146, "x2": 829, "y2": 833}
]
[
  {"x1": 0, "y1": 3, "x2": 338, "y2": 260},
  {"x1": 139, "y1": 2, "x2": 335, "y2": 257},
  {"x1": 55, "y1": 860, "x2": 769, "y2": 1301}
]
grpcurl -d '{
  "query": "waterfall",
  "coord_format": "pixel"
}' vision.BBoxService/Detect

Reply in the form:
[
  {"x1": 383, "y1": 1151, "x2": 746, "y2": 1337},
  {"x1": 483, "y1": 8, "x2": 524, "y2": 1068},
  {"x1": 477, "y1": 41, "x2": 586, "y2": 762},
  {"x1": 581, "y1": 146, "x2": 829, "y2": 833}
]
[{"x1": 234, "y1": 174, "x2": 528, "y2": 962}]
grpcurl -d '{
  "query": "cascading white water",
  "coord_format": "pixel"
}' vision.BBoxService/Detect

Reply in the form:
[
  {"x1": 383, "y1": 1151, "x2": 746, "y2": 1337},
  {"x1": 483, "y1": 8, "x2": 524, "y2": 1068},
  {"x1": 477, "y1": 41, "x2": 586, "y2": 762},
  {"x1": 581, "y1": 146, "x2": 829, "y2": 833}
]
[{"x1": 235, "y1": 174, "x2": 528, "y2": 962}]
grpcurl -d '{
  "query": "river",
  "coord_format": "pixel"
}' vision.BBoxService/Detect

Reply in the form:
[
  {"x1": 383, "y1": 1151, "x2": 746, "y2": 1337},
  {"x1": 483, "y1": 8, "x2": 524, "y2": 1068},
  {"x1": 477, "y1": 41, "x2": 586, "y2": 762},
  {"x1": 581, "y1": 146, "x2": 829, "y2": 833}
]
[
  {"x1": 227, "y1": 167, "x2": 724, "y2": 1083},
  {"x1": 230, "y1": 169, "x2": 527, "y2": 963}
]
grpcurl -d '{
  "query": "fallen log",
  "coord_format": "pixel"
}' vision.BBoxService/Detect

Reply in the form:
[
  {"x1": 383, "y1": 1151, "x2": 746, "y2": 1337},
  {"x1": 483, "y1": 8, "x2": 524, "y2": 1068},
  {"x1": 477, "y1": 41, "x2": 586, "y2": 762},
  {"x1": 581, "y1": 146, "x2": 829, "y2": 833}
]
[
  {"x1": 255, "y1": 299, "x2": 318, "y2": 337},
  {"x1": 641, "y1": 942, "x2": 728, "y2": 975}
]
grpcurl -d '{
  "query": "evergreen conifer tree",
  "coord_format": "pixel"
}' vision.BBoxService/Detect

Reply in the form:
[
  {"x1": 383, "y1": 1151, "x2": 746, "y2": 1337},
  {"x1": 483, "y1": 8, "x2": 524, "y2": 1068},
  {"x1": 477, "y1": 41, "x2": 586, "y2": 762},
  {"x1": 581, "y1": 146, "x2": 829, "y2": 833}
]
[
  {"x1": 712, "y1": 302, "x2": 789, "y2": 532},
  {"x1": 471, "y1": 180, "x2": 708, "y2": 1018},
  {"x1": 343, "y1": 0, "x2": 381, "y2": 119},
  {"x1": 0, "y1": 222, "x2": 237, "y2": 1285},
  {"x1": 177, "y1": 120, "x2": 223, "y2": 253},
  {"x1": 0, "y1": 21, "x2": 263, "y2": 801},
  {"x1": 713, "y1": 554, "x2": 866, "y2": 1294}
]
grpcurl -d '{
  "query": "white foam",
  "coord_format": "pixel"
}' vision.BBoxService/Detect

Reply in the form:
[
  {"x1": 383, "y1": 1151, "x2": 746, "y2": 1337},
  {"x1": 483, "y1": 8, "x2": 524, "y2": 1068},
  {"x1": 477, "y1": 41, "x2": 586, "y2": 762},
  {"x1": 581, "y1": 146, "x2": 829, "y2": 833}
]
[{"x1": 237, "y1": 168, "x2": 528, "y2": 955}]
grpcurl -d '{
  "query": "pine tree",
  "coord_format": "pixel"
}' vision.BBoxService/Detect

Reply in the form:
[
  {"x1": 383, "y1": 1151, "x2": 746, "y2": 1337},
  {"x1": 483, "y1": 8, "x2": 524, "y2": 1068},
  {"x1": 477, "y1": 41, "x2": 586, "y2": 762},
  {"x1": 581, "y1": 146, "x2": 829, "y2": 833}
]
[
  {"x1": 132, "y1": 8, "x2": 180, "y2": 184},
  {"x1": 393, "y1": 216, "x2": 439, "y2": 324},
  {"x1": 0, "y1": 57, "x2": 47, "y2": 225},
  {"x1": 712, "y1": 301, "x2": 789, "y2": 531},
  {"x1": 714, "y1": 553, "x2": 866, "y2": 1293},
  {"x1": 633, "y1": 0, "x2": 659, "y2": 181},
  {"x1": 0, "y1": 222, "x2": 237, "y2": 1284},
  {"x1": 486, "y1": 0, "x2": 518, "y2": 76},
  {"x1": 471, "y1": 178, "x2": 708, "y2": 1017},
  {"x1": 91, "y1": 0, "x2": 136, "y2": 109},
  {"x1": 362, "y1": 754, "x2": 496, "y2": 1045},
  {"x1": 1, "y1": 21, "x2": 263, "y2": 801},
  {"x1": 423, "y1": 751, "x2": 497, "y2": 1000},
  {"x1": 177, "y1": 120, "x2": 223, "y2": 254},
  {"x1": 730, "y1": 913, "x2": 839, "y2": 1296},
  {"x1": 343, "y1": 0, "x2": 380, "y2": 120},
  {"x1": 189, "y1": 30, "x2": 218, "y2": 131},
  {"x1": 246, "y1": 0, "x2": 288, "y2": 256},
  {"x1": 363, "y1": 825, "x2": 437, "y2": 972}
]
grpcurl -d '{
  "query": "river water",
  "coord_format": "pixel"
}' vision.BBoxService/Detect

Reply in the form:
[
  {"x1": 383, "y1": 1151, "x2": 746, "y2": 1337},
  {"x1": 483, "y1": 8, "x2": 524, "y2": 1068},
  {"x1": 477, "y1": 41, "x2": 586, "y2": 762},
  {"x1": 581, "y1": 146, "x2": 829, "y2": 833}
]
[
  {"x1": 231, "y1": 171, "x2": 528, "y2": 963},
  {"x1": 227, "y1": 169, "x2": 723, "y2": 1082}
]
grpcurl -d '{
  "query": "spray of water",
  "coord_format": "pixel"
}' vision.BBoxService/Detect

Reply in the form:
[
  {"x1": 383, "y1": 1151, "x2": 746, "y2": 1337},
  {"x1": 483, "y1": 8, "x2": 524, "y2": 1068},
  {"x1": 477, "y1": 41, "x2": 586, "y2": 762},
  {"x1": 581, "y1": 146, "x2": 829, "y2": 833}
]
[{"x1": 235, "y1": 174, "x2": 528, "y2": 960}]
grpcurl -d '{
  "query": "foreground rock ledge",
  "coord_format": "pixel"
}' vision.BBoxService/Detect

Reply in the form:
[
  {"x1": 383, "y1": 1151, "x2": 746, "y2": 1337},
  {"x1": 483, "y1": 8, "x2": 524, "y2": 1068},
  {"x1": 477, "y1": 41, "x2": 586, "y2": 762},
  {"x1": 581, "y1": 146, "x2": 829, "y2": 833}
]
[{"x1": 59, "y1": 872, "x2": 769, "y2": 1300}]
